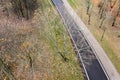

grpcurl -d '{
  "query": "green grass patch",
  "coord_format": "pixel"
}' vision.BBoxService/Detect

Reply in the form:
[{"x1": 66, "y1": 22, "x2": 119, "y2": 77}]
[
  {"x1": 67, "y1": 0, "x2": 79, "y2": 8},
  {"x1": 101, "y1": 42, "x2": 120, "y2": 73},
  {"x1": 38, "y1": 0, "x2": 84, "y2": 79}
]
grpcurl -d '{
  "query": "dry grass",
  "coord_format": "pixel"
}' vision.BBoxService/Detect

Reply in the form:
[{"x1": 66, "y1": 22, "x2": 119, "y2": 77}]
[{"x1": 0, "y1": 0, "x2": 84, "y2": 80}]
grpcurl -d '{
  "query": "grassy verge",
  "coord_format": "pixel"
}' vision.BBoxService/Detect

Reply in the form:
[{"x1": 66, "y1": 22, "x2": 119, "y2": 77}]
[
  {"x1": 67, "y1": 0, "x2": 120, "y2": 73},
  {"x1": 36, "y1": 0, "x2": 84, "y2": 79},
  {"x1": 67, "y1": 0, "x2": 79, "y2": 8}
]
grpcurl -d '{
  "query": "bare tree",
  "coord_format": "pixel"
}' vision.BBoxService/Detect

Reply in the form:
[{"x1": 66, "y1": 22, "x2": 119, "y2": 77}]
[
  {"x1": 101, "y1": 27, "x2": 107, "y2": 41},
  {"x1": 112, "y1": 0, "x2": 120, "y2": 26},
  {"x1": 86, "y1": 0, "x2": 91, "y2": 14},
  {"x1": 86, "y1": 0, "x2": 93, "y2": 25},
  {"x1": 98, "y1": 0, "x2": 108, "y2": 19},
  {"x1": 109, "y1": 0, "x2": 118, "y2": 10},
  {"x1": 99, "y1": 16, "x2": 106, "y2": 28},
  {"x1": 98, "y1": 1, "x2": 104, "y2": 14}
]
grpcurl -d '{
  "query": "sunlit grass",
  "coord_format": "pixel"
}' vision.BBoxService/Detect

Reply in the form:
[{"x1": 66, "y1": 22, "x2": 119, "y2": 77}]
[
  {"x1": 67, "y1": 0, "x2": 80, "y2": 8},
  {"x1": 35, "y1": 0, "x2": 84, "y2": 79}
]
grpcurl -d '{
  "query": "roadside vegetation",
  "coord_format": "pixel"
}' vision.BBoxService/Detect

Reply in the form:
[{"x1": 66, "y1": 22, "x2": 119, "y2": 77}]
[
  {"x1": 68, "y1": 0, "x2": 120, "y2": 73},
  {"x1": 0, "y1": 0, "x2": 84, "y2": 80}
]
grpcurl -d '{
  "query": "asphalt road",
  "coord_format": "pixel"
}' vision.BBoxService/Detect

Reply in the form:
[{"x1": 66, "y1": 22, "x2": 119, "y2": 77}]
[
  {"x1": 63, "y1": 0, "x2": 120, "y2": 80},
  {"x1": 52, "y1": 0, "x2": 109, "y2": 80}
]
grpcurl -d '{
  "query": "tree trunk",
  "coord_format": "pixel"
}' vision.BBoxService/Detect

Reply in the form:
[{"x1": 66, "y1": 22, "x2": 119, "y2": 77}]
[
  {"x1": 101, "y1": 28, "x2": 106, "y2": 41},
  {"x1": 100, "y1": 9, "x2": 104, "y2": 19},
  {"x1": 112, "y1": 8, "x2": 120, "y2": 26},
  {"x1": 86, "y1": 0, "x2": 90, "y2": 15},
  {"x1": 88, "y1": 14, "x2": 91, "y2": 25},
  {"x1": 98, "y1": 2, "x2": 104, "y2": 14},
  {"x1": 110, "y1": 0, "x2": 118, "y2": 9},
  {"x1": 99, "y1": 18, "x2": 105, "y2": 28}
]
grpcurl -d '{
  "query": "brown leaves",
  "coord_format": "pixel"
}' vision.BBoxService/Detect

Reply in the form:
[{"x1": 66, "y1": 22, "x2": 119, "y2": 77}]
[{"x1": 22, "y1": 42, "x2": 32, "y2": 49}]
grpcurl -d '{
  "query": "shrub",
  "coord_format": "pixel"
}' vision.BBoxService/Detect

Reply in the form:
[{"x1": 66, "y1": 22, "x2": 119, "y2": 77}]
[{"x1": 11, "y1": 0, "x2": 38, "y2": 19}]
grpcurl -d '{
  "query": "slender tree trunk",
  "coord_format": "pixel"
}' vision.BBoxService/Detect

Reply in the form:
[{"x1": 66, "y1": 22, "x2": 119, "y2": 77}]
[
  {"x1": 87, "y1": 0, "x2": 90, "y2": 15},
  {"x1": 110, "y1": 0, "x2": 118, "y2": 9},
  {"x1": 24, "y1": 0, "x2": 30, "y2": 19},
  {"x1": 19, "y1": 0, "x2": 24, "y2": 17},
  {"x1": 101, "y1": 28, "x2": 106, "y2": 41},
  {"x1": 109, "y1": 0, "x2": 112, "y2": 8},
  {"x1": 99, "y1": 18, "x2": 105, "y2": 28},
  {"x1": 86, "y1": 0, "x2": 92, "y2": 25},
  {"x1": 112, "y1": 17, "x2": 116, "y2": 26},
  {"x1": 100, "y1": 9, "x2": 104, "y2": 19},
  {"x1": 112, "y1": 8, "x2": 120, "y2": 26},
  {"x1": 98, "y1": 2, "x2": 104, "y2": 14},
  {"x1": 88, "y1": 14, "x2": 91, "y2": 25},
  {"x1": 99, "y1": 0, "x2": 107, "y2": 19}
]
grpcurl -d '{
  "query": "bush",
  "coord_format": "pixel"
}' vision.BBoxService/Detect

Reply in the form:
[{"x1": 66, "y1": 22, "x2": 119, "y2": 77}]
[{"x1": 11, "y1": 0, "x2": 38, "y2": 19}]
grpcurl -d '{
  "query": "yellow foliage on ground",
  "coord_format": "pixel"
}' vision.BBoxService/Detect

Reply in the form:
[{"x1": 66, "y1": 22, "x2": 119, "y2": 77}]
[{"x1": 22, "y1": 42, "x2": 33, "y2": 48}]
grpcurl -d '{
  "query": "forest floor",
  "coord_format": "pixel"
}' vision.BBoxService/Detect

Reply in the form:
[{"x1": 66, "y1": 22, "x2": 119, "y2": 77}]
[
  {"x1": 67, "y1": 0, "x2": 120, "y2": 73},
  {"x1": 0, "y1": 0, "x2": 84, "y2": 80}
]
